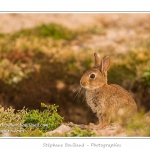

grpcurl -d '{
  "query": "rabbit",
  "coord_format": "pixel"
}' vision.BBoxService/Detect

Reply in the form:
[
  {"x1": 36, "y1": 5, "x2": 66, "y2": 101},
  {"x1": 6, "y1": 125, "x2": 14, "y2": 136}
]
[{"x1": 80, "y1": 53, "x2": 137, "y2": 128}]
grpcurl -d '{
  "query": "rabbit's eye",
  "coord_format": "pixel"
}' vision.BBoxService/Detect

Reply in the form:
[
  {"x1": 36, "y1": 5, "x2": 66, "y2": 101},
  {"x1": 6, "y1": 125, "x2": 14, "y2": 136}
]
[{"x1": 90, "y1": 74, "x2": 95, "y2": 78}]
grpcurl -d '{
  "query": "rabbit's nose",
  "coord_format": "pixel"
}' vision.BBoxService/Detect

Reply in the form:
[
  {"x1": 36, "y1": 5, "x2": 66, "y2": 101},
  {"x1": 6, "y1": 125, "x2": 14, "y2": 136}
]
[{"x1": 80, "y1": 80, "x2": 86, "y2": 87}]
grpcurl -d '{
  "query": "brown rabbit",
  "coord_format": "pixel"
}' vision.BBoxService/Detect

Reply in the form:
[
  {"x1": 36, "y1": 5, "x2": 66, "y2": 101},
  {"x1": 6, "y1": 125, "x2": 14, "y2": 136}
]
[{"x1": 80, "y1": 53, "x2": 137, "y2": 127}]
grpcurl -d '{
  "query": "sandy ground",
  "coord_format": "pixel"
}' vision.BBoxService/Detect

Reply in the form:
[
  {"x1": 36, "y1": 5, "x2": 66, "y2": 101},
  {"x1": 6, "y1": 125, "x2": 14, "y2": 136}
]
[
  {"x1": 0, "y1": 13, "x2": 100, "y2": 33},
  {"x1": 0, "y1": 13, "x2": 149, "y2": 33}
]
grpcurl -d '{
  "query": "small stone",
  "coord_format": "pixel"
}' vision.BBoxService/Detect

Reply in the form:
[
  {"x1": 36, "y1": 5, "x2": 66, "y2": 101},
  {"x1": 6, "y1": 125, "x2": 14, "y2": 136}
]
[{"x1": 46, "y1": 124, "x2": 72, "y2": 136}]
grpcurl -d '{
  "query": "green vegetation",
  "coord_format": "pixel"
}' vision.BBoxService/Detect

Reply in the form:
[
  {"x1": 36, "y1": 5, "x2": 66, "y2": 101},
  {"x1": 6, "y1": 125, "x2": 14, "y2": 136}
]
[
  {"x1": 125, "y1": 111, "x2": 150, "y2": 136},
  {"x1": 1, "y1": 23, "x2": 149, "y2": 86},
  {"x1": 0, "y1": 103, "x2": 63, "y2": 137},
  {"x1": 0, "y1": 23, "x2": 97, "y2": 86},
  {"x1": 69, "y1": 126, "x2": 96, "y2": 137},
  {"x1": 11, "y1": 23, "x2": 77, "y2": 40},
  {"x1": 24, "y1": 103, "x2": 63, "y2": 132},
  {"x1": 108, "y1": 46, "x2": 150, "y2": 85},
  {"x1": 142, "y1": 68, "x2": 150, "y2": 86}
]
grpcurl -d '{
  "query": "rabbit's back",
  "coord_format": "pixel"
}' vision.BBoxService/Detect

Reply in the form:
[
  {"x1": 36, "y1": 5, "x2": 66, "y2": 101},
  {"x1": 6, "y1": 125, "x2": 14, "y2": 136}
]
[{"x1": 107, "y1": 84, "x2": 137, "y2": 114}]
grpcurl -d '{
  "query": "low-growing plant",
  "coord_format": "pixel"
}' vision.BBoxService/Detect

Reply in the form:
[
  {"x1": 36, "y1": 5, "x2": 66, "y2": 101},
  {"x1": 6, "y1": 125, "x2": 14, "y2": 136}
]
[
  {"x1": 142, "y1": 68, "x2": 150, "y2": 86},
  {"x1": 0, "y1": 106, "x2": 27, "y2": 136},
  {"x1": 23, "y1": 103, "x2": 63, "y2": 132},
  {"x1": 11, "y1": 23, "x2": 77, "y2": 40},
  {"x1": 0, "y1": 103, "x2": 63, "y2": 136},
  {"x1": 0, "y1": 58, "x2": 35, "y2": 85},
  {"x1": 125, "y1": 111, "x2": 150, "y2": 136},
  {"x1": 70, "y1": 126, "x2": 96, "y2": 137}
]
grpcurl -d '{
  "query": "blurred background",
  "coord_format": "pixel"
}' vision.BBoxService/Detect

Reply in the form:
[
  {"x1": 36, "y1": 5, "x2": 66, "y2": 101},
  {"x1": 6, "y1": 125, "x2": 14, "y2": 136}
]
[{"x1": 0, "y1": 13, "x2": 150, "y2": 125}]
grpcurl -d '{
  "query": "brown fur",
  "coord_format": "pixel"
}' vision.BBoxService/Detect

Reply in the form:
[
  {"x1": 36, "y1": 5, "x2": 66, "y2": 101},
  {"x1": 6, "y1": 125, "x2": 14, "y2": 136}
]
[{"x1": 80, "y1": 53, "x2": 137, "y2": 127}]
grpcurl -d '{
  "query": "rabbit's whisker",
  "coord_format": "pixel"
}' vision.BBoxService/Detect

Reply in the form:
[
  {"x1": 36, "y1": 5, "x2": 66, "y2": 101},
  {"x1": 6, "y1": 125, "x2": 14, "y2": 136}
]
[
  {"x1": 72, "y1": 87, "x2": 82, "y2": 101},
  {"x1": 82, "y1": 92, "x2": 86, "y2": 102},
  {"x1": 69, "y1": 88, "x2": 79, "y2": 95}
]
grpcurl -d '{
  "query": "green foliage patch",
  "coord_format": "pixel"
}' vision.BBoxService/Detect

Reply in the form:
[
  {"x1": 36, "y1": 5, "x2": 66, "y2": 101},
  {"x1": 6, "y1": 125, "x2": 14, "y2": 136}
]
[
  {"x1": 142, "y1": 68, "x2": 150, "y2": 86},
  {"x1": 0, "y1": 103, "x2": 63, "y2": 137},
  {"x1": 11, "y1": 23, "x2": 77, "y2": 40},
  {"x1": 24, "y1": 103, "x2": 63, "y2": 132},
  {"x1": 125, "y1": 111, "x2": 150, "y2": 136},
  {"x1": 70, "y1": 126, "x2": 96, "y2": 137},
  {"x1": 107, "y1": 46, "x2": 150, "y2": 85}
]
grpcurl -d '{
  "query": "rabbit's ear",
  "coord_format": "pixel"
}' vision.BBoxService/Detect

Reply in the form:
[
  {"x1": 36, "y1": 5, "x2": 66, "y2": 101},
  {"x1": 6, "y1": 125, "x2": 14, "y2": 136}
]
[
  {"x1": 94, "y1": 53, "x2": 100, "y2": 67},
  {"x1": 100, "y1": 56, "x2": 110, "y2": 74}
]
